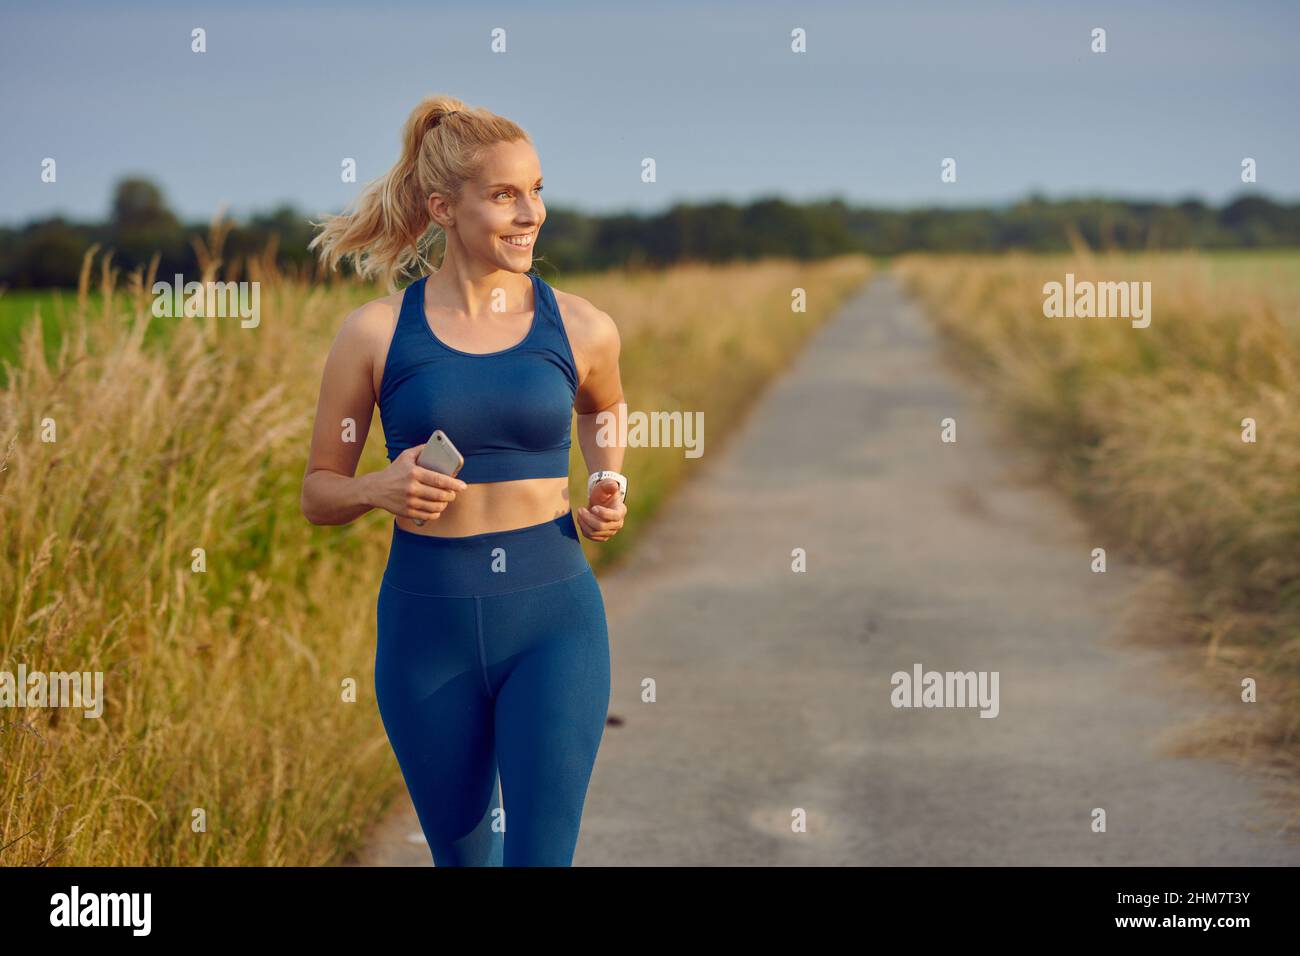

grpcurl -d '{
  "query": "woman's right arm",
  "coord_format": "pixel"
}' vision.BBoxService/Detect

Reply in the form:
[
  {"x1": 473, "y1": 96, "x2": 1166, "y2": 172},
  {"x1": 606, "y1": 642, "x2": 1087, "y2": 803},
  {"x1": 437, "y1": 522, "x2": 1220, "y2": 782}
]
[{"x1": 299, "y1": 302, "x2": 464, "y2": 526}]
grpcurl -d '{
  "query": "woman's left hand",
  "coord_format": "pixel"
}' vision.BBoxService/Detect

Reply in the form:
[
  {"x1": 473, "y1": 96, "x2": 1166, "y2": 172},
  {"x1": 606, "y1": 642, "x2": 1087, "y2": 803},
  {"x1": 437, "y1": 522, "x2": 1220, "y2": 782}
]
[{"x1": 576, "y1": 478, "x2": 626, "y2": 542}]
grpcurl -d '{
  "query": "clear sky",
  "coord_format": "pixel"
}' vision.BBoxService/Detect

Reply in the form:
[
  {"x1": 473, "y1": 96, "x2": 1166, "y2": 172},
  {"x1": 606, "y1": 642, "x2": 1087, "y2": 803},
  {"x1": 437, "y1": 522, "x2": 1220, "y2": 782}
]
[{"x1": 2, "y1": 0, "x2": 1297, "y2": 226}]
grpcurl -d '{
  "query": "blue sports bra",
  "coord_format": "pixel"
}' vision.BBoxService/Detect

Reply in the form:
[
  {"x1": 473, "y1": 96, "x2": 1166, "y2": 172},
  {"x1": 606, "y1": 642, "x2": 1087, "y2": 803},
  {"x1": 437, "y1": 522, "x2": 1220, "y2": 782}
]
[{"x1": 377, "y1": 271, "x2": 579, "y2": 483}]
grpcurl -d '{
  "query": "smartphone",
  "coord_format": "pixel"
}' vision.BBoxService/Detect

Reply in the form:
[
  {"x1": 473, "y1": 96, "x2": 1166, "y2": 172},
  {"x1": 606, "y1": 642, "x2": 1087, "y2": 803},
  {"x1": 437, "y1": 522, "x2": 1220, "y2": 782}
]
[{"x1": 412, "y1": 429, "x2": 464, "y2": 526}]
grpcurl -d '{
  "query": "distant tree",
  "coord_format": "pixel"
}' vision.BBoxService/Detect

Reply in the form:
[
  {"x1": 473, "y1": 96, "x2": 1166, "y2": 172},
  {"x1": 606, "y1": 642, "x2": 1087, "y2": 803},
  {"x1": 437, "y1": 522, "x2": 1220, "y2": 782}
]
[
  {"x1": 12, "y1": 218, "x2": 88, "y2": 287},
  {"x1": 3, "y1": 185, "x2": 1300, "y2": 288},
  {"x1": 110, "y1": 178, "x2": 180, "y2": 233},
  {"x1": 107, "y1": 177, "x2": 186, "y2": 276}
]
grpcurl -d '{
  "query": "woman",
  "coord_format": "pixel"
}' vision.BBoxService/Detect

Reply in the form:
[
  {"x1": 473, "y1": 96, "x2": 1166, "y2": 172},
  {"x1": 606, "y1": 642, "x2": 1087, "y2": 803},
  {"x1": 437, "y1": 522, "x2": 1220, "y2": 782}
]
[{"x1": 300, "y1": 95, "x2": 628, "y2": 867}]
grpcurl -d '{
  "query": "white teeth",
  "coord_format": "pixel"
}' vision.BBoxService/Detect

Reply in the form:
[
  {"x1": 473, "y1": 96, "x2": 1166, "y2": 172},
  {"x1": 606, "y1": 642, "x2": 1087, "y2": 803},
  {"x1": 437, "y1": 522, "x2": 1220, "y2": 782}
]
[{"x1": 502, "y1": 234, "x2": 533, "y2": 246}]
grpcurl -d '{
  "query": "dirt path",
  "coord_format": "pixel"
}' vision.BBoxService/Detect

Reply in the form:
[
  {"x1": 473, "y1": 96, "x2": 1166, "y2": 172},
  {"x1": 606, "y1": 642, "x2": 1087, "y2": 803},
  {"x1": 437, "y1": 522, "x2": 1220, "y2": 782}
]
[{"x1": 354, "y1": 272, "x2": 1298, "y2": 866}]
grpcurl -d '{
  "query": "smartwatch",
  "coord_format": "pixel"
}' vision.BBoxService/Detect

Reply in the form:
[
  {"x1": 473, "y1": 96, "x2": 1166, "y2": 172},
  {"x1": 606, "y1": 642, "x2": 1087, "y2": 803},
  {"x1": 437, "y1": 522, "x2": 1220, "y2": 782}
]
[{"x1": 587, "y1": 470, "x2": 628, "y2": 504}]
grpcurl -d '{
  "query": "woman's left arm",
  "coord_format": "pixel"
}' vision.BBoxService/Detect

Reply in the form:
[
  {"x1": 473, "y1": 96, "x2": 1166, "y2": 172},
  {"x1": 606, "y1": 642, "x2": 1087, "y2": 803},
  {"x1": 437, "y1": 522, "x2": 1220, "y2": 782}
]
[{"x1": 571, "y1": 300, "x2": 626, "y2": 542}]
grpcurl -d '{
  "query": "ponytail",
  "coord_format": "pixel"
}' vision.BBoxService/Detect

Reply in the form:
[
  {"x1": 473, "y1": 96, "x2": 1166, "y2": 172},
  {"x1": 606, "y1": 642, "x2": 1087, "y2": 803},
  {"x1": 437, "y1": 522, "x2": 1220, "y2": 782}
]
[{"x1": 308, "y1": 95, "x2": 529, "y2": 292}]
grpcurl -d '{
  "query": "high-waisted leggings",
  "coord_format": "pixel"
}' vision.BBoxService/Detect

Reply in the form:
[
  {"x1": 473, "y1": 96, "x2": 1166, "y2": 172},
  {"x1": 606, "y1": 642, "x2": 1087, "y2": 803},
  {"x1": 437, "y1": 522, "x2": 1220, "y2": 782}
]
[{"x1": 374, "y1": 511, "x2": 610, "y2": 866}]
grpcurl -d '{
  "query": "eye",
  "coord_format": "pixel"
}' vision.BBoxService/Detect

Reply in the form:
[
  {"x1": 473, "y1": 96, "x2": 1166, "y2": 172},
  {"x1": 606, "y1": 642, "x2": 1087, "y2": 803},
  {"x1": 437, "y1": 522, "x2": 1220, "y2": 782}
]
[{"x1": 494, "y1": 186, "x2": 543, "y2": 200}]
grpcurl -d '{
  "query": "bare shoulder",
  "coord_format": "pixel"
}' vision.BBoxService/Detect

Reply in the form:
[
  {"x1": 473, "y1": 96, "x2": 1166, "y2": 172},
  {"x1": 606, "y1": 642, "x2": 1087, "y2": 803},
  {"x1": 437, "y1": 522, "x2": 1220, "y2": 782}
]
[
  {"x1": 342, "y1": 286, "x2": 404, "y2": 338},
  {"x1": 551, "y1": 286, "x2": 620, "y2": 383},
  {"x1": 332, "y1": 287, "x2": 405, "y2": 401}
]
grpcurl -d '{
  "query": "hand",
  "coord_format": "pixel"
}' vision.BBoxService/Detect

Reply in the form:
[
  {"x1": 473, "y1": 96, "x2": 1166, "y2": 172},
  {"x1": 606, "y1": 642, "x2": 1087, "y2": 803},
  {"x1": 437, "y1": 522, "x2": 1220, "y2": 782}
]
[
  {"x1": 576, "y1": 477, "x2": 626, "y2": 542},
  {"x1": 369, "y1": 445, "x2": 467, "y2": 524}
]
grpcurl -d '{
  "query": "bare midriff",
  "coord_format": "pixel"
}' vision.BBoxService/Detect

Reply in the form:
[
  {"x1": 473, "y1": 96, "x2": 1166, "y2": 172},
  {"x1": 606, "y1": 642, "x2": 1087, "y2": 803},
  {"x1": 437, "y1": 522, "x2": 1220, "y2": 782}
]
[{"x1": 393, "y1": 475, "x2": 572, "y2": 537}]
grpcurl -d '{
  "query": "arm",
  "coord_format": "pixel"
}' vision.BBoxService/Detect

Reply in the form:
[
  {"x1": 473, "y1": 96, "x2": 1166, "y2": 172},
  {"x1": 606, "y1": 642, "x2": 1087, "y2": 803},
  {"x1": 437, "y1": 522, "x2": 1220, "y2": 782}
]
[
  {"x1": 571, "y1": 304, "x2": 627, "y2": 541},
  {"x1": 574, "y1": 303, "x2": 625, "y2": 476},
  {"x1": 301, "y1": 301, "x2": 465, "y2": 526},
  {"x1": 300, "y1": 304, "x2": 384, "y2": 525}
]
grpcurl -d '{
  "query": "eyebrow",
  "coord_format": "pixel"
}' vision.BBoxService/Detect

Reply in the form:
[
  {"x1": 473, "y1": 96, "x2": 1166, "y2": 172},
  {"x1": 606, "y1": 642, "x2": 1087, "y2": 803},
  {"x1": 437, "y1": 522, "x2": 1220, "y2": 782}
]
[{"x1": 485, "y1": 178, "x2": 543, "y2": 189}]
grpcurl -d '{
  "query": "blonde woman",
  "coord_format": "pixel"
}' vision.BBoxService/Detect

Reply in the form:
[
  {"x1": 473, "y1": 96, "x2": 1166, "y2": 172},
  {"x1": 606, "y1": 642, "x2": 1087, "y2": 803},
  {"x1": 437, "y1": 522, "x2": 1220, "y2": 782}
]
[{"x1": 301, "y1": 96, "x2": 627, "y2": 866}]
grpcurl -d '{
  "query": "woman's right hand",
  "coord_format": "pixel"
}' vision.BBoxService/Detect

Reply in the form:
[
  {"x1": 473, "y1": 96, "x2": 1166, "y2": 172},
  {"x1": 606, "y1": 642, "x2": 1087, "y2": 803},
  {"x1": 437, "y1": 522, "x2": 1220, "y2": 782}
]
[{"x1": 369, "y1": 445, "x2": 467, "y2": 524}]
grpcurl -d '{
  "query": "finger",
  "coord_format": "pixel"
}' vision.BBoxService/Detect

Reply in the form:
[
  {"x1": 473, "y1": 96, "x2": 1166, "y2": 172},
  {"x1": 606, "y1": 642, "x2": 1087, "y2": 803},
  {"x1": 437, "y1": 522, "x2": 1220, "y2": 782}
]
[
  {"x1": 579, "y1": 508, "x2": 613, "y2": 532},
  {"x1": 409, "y1": 497, "x2": 448, "y2": 519},
  {"x1": 414, "y1": 467, "x2": 468, "y2": 492},
  {"x1": 576, "y1": 509, "x2": 608, "y2": 539},
  {"x1": 409, "y1": 481, "x2": 457, "y2": 504}
]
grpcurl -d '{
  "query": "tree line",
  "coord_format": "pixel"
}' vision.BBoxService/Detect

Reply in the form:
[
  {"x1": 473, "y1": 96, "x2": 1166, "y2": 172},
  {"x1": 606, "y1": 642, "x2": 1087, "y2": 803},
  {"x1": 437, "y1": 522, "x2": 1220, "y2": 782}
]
[{"x1": 3, "y1": 177, "x2": 1298, "y2": 288}]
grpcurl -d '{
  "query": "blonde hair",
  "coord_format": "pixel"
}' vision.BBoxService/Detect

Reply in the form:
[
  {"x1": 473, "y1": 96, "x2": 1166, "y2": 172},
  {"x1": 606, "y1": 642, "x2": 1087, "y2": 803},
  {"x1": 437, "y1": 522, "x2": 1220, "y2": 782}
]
[{"x1": 308, "y1": 95, "x2": 530, "y2": 292}]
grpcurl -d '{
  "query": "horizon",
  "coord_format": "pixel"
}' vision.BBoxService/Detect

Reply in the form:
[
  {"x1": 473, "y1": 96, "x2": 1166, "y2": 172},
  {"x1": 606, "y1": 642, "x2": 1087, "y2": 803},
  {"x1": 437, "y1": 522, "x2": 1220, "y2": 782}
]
[{"x1": 4, "y1": 185, "x2": 1294, "y2": 232}]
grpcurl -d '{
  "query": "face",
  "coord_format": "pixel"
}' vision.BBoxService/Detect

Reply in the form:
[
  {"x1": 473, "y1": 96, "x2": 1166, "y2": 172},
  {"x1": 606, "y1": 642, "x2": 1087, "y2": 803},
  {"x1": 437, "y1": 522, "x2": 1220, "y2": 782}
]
[{"x1": 433, "y1": 139, "x2": 544, "y2": 273}]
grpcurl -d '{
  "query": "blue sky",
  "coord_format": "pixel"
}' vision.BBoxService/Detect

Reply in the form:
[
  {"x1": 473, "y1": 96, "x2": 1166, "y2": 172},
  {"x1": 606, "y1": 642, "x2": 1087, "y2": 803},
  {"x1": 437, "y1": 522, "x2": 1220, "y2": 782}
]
[{"x1": 2, "y1": 0, "x2": 1297, "y2": 226}]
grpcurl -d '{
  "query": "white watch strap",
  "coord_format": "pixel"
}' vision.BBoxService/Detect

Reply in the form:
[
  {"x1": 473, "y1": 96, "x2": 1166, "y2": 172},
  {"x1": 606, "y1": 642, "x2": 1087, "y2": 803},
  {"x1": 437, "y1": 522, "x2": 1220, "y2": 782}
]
[{"x1": 587, "y1": 470, "x2": 627, "y2": 502}]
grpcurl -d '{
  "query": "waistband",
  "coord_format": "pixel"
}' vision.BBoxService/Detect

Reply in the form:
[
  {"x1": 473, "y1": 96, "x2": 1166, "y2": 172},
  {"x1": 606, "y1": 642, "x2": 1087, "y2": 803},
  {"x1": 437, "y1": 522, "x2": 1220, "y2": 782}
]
[{"x1": 382, "y1": 512, "x2": 589, "y2": 597}]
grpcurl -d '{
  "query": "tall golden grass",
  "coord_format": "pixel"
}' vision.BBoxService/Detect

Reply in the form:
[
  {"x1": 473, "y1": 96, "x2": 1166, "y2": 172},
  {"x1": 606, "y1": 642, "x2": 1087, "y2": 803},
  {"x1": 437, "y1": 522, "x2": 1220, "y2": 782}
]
[
  {"x1": 893, "y1": 251, "x2": 1300, "y2": 800},
  {"x1": 0, "y1": 222, "x2": 872, "y2": 865}
]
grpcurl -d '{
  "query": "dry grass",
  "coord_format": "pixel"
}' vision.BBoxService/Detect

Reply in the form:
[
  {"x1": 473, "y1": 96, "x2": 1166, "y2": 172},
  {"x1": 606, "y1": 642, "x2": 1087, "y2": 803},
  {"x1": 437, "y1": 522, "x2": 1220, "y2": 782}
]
[
  {"x1": 0, "y1": 224, "x2": 872, "y2": 865},
  {"x1": 893, "y1": 251, "x2": 1300, "y2": 821}
]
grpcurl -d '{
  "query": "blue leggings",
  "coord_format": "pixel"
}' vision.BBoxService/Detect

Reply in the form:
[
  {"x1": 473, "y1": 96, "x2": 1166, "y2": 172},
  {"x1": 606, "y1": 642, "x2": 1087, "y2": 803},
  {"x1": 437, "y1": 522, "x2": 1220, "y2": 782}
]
[{"x1": 374, "y1": 512, "x2": 610, "y2": 866}]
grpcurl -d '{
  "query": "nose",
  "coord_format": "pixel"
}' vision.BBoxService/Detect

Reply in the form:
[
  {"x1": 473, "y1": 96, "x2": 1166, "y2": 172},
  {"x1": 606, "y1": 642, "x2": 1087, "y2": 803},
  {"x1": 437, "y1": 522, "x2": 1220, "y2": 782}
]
[{"x1": 518, "y1": 194, "x2": 543, "y2": 224}]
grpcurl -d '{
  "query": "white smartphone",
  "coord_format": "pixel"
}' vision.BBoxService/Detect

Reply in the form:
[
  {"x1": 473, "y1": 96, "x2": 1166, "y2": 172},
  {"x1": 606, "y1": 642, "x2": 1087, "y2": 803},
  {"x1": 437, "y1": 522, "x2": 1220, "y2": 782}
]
[{"x1": 412, "y1": 429, "x2": 464, "y2": 526}]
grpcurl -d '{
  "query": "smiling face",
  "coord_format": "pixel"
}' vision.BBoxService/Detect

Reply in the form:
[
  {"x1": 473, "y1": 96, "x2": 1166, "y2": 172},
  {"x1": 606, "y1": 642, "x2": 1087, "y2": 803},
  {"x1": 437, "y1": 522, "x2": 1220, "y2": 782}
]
[{"x1": 435, "y1": 139, "x2": 545, "y2": 273}]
